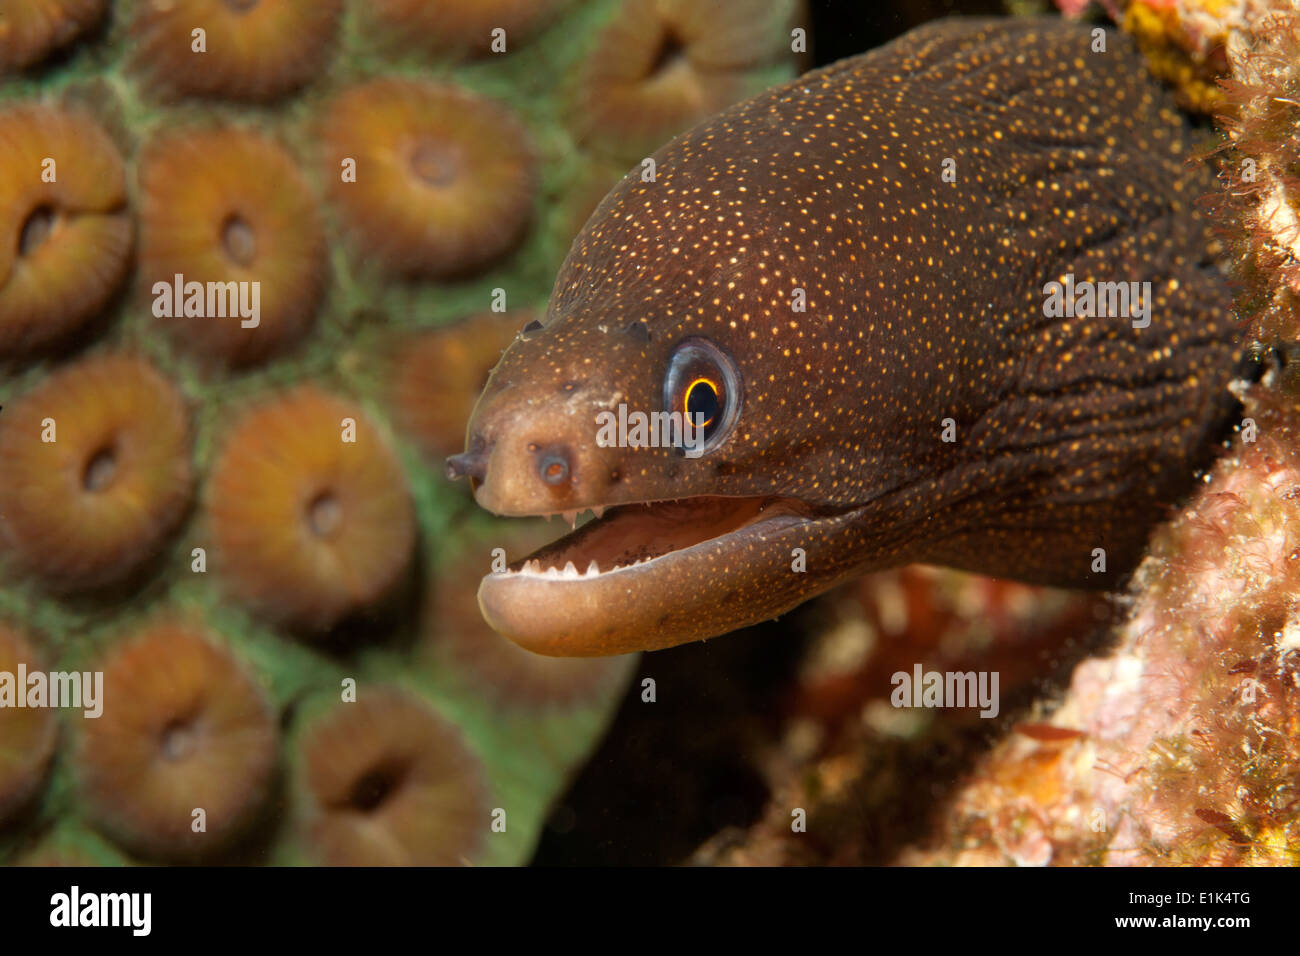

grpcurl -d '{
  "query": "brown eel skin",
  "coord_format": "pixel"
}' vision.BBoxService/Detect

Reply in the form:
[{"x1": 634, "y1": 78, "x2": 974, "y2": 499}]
[{"x1": 447, "y1": 16, "x2": 1250, "y2": 656}]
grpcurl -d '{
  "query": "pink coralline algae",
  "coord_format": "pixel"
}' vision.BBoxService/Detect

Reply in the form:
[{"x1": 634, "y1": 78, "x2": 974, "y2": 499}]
[{"x1": 904, "y1": 381, "x2": 1300, "y2": 865}]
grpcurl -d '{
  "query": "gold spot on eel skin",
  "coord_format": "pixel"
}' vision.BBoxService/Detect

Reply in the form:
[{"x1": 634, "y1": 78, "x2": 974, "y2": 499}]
[{"x1": 448, "y1": 17, "x2": 1250, "y2": 657}]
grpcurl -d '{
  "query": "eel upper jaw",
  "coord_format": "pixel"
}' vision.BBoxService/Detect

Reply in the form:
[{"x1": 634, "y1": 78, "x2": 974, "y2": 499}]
[{"x1": 476, "y1": 493, "x2": 857, "y2": 657}]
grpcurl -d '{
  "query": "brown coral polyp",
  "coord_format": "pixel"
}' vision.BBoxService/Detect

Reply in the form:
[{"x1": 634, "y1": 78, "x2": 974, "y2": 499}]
[
  {"x1": 573, "y1": 0, "x2": 793, "y2": 159},
  {"x1": 207, "y1": 386, "x2": 416, "y2": 632},
  {"x1": 390, "y1": 311, "x2": 531, "y2": 463},
  {"x1": 132, "y1": 0, "x2": 342, "y2": 101},
  {"x1": 0, "y1": 354, "x2": 194, "y2": 589},
  {"x1": 139, "y1": 126, "x2": 327, "y2": 366},
  {"x1": 319, "y1": 79, "x2": 537, "y2": 278},
  {"x1": 0, "y1": 624, "x2": 58, "y2": 825},
  {"x1": 0, "y1": 103, "x2": 131, "y2": 354},
  {"x1": 298, "y1": 689, "x2": 488, "y2": 865},
  {"x1": 75, "y1": 621, "x2": 279, "y2": 862},
  {"x1": 0, "y1": 0, "x2": 107, "y2": 71},
  {"x1": 367, "y1": 0, "x2": 562, "y2": 56}
]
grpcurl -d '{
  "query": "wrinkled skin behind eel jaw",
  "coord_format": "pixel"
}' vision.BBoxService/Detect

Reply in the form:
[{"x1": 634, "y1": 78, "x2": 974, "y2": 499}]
[{"x1": 448, "y1": 17, "x2": 1248, "y2": 657}]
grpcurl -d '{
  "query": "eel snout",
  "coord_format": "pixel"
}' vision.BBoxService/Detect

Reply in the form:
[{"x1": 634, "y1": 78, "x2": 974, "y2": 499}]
[
  {"x1": 473, "y1": 494, "x2": 850, "y2": 657},
  {"x1": 454, "y1": 393, "x2": 849, "y2": 656}
]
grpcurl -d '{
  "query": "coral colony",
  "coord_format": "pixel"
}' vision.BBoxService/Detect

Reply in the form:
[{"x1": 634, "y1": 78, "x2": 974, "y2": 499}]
[{"x1": 0, "y1": 0, "x2": 800, "y2": 866}]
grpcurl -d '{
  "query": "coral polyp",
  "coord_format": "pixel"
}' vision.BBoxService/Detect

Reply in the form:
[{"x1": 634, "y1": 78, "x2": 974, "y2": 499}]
[
  {"x1": 0, "y1": 0, "x2": 106, "y2": 71},
  {"x1": 366, "y1": 0, "x2": 563, "y2": 56},
  {"x1": 206, "y1": 386, "x2": 416, "y2": 633},
  {"x1": 131, "y1": 0, "x2": 343, "y2": 101},
  {"x1": 138, "y1": 126, "x2": 327, "y2": 366},
  {"x1": 297, "y1": 689, "x2": 489, "y2": 866},
  {"x1": 75, "y1": 620, "x2": 279, "y2": 862},
  {"x1": 389, "y1": 310, "x2": 531, "y2": 464},
  {"x1": 0, "y1": 353, "x2": 194, "y2": 589},
  {"x1": 572, "y1": 0, "x2": 798, "y2": 160},
  {"x1": 319, "y1": 79, "x2": 537, "y2": 278},
  {"x1": 0, "y1": 624, "x2": 58, "y2": 825},
  {"x1": 0, "y1": 103, "x2": 130, "y2": 355}
]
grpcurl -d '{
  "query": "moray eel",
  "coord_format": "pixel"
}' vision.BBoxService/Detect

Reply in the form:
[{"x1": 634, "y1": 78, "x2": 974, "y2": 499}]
[{"x1": 448, "y1": 17, "x2": 1247, "y2": 657}]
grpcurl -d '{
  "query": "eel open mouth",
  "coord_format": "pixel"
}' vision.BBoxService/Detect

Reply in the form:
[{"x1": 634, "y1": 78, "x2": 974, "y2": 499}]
[
  {"x1": 504, "y1": 496, "x2": 812, "y2": 576},
  {"x1": 478, "y1": 495, "x2": 842, "y2": 657}
]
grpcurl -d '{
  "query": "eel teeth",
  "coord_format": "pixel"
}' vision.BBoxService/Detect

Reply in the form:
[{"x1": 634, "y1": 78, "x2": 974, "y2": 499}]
[
  {"x1": 591, "y1": 505, "x2": 606, "y2": 520},
  {"x1": 564, "y1": 510, "x2": 579, "y2": 529},
  {"x1": 514, "y1": 558, "x2": 607, "y2": 578}
]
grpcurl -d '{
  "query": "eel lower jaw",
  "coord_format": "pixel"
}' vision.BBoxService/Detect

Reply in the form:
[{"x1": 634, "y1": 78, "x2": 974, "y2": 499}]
[{"x1": 477, "y1": 494, "x2": 850, "y2": 657}]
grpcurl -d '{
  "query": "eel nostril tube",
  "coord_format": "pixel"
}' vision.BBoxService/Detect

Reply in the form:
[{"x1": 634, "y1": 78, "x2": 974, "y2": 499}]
[
  {"x1": 536, "y1": 447, "x2": 571, "y2": 486},
  {"x1": 445, "y1": 450, "x2": 486, "y2": 482}
]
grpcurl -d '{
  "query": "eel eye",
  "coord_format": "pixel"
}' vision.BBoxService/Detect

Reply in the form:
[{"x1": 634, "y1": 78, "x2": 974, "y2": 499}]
[
  {"x1": 663, "y1": 337, "x2": 742, "y2": 455},
  {"x1": 684, "y1": 377, "x2": 720, "y2": 429}
]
